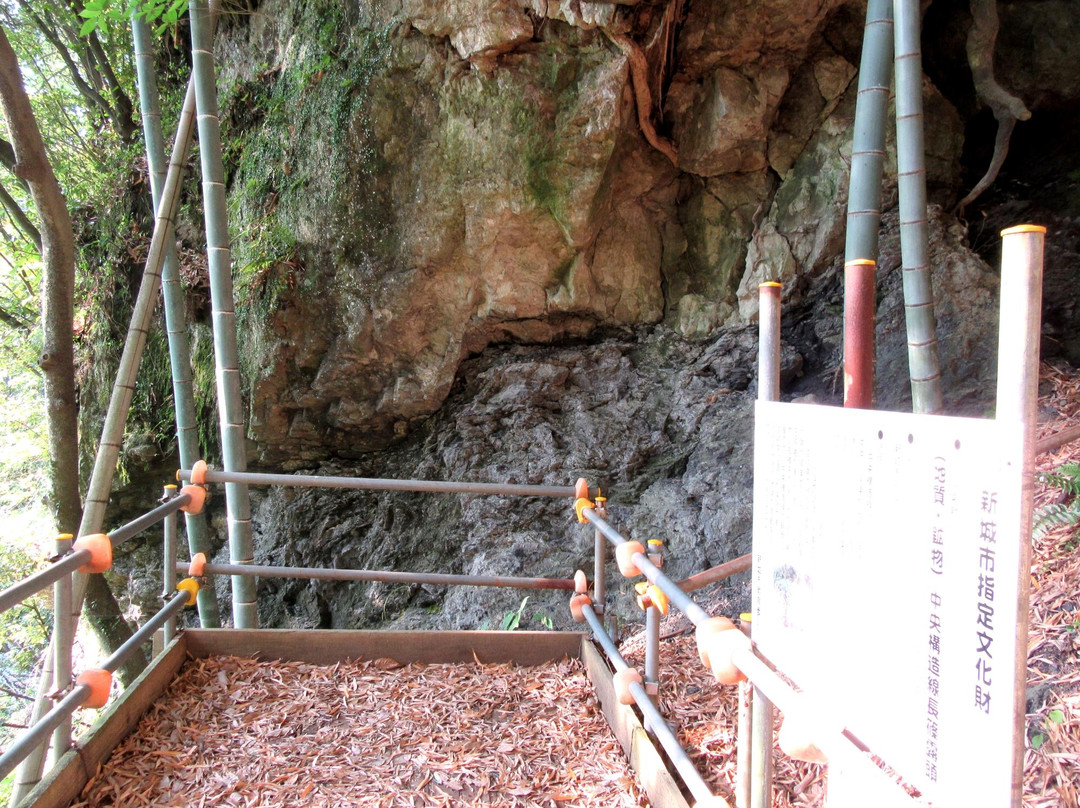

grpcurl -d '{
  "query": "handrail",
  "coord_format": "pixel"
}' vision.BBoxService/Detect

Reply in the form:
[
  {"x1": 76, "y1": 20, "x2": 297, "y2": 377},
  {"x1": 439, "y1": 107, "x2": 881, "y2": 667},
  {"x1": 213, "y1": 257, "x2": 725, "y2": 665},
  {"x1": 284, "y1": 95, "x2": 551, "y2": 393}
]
[
  {"x1": 179, "y1": 560, "x2": 576, "y2": 591},
  {"x1": 178, "y1": 464, "x2": 600, "y2": 499},
  {"x1": 0, "y1": 493, "x2": 192, "y2": 616},
  {"x1": 0, "y1": 589, "x2": 192, "y2": 782}
]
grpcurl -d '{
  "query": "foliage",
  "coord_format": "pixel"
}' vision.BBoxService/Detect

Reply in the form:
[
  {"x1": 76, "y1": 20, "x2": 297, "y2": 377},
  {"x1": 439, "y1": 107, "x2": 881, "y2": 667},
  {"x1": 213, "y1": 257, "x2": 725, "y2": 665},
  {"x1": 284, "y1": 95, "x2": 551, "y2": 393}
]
[
  {"x1": 1034, "y1": 462, "x2": 1080, "y2": 544},
  {"x1": 78, "y1": 0, "x2": 188, "y2": 36},
  {"x1": 1030, "y1": 707, "x2": 1066, "y2": 750},
  {"x1": 487, "y1": 597, "x2": 555, "y2": 632}
]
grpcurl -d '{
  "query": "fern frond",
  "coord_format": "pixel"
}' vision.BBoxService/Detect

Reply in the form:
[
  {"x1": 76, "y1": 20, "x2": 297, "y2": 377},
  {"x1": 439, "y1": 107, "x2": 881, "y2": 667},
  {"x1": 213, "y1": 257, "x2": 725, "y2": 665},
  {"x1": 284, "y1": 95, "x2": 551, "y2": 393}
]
[
  {"x1": 1034, "y1": 500, "x2": 1080, "y2": 538},
  {"x1": 1038, "y1": 462, "x2": 1080, "y2": 498}
]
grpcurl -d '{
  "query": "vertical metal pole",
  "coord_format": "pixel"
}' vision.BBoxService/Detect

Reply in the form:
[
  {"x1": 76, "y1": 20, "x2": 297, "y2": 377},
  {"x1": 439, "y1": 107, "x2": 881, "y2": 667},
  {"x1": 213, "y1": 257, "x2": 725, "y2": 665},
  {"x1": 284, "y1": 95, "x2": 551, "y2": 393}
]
[
  {"x1": 49, "y1": 534, "x2": 73, "y2": 765},
  {"x1": 893, "y1": 0, "x2": 943, "y2": 414},
  {"x1": 751, "y1": 282, "x2": 780, "y2": 808},
  {"x1": 843, "y1": 0, "x2": 893, "y2": 409},
  {"x1": 736, "y1": 613, "x2": 753, "y2": 808},
  {"x1": 162, "y1": 486, "x2": 179, "y2": 645},
  {"x1": 190, "y1": 0, "x2": 257, "y2": 627},
  {"x1": 643, "y1": 540, "x2": 663, "y2": 733},
  {"x1": 995, "y1": 224, "x2": 1044, "y2": 807},
  {"x1": 593, "y1": 497, "x2": 607, "y2": 616},
  {"x1": 132, "y1": 15, "x2": 220, "y2": 627}
]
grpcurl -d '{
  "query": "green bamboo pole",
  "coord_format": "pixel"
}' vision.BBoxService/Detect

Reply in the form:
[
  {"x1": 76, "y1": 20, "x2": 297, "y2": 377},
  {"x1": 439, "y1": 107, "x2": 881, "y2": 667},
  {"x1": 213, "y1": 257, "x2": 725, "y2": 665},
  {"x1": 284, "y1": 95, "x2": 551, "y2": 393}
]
[
  {"x1": 893, "y1": 0, "x2": 943, "y2": 414},
  {"x1": 843, "y1": 0, "x2": 893, "y2": 409},
  {"x1": 189, "y1": 0, "x2": 257, "y2": 628},
  {"x1": 132, "y1": 15, "x2": 220, "y2": 627}
]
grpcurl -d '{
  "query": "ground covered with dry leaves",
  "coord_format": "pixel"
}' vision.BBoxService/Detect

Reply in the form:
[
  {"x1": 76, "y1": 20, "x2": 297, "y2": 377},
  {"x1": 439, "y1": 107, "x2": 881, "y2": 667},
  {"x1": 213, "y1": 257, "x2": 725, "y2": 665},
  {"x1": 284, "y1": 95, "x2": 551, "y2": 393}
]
[{"x1": 71, "y1": 656, "x2": 646, "y2": 808}]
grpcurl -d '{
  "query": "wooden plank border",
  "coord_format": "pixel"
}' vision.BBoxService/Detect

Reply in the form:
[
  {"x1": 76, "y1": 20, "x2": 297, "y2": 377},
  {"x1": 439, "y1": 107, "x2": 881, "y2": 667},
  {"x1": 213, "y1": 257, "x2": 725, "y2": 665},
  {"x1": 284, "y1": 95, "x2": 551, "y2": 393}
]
[
  {"x1": 582, "y1": 640, "x2": 692, "y2": 808},
  {"x1": 24, "y1": 636, "x2": 188, "y2": 808},
  {"x1": 183, "y1": 628, "x2": 585, "y2": 666}
]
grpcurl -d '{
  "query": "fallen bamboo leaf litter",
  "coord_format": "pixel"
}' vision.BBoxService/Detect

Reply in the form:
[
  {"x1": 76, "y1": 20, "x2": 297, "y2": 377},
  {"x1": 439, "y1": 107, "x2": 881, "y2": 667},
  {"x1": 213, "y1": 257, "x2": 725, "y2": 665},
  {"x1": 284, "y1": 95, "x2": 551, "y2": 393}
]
[{"x1": 69, "y1": 655, "x2": 647, "y2": 808}]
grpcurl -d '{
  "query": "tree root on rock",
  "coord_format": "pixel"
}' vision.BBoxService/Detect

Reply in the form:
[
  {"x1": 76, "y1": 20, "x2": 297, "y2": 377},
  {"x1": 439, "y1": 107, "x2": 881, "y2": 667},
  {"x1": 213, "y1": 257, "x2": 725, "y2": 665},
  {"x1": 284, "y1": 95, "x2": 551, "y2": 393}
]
[
  {"x1": 955, "y1": 0, "x2": 1031, "y2": 214},
  {"x1": 603, "y1": 29, "x2": 679, "y2": 168}
]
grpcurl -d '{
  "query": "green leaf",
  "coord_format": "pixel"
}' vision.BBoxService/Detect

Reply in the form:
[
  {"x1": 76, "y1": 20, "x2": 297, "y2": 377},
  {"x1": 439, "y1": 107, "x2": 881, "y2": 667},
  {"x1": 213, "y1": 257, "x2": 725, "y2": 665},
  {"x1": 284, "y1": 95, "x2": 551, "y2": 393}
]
[
  {"x1": 534, "y1": 613, "x2": 554, "y2": 630},
  {"x1": 1048, "y1": 709, "x2": 1065, "y2": 724},
  {"x1": 1031, "y1": 733, "x2": 1045, "y2": 750},
  {"x1": 79, "y1": 18, "x2": 100, "y2": 36}
]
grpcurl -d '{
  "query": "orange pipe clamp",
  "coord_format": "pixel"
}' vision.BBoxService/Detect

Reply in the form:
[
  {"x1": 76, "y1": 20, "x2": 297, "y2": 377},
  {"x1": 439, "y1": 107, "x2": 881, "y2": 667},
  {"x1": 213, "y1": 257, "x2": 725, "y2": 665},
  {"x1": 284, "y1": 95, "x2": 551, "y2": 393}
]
[
  {"x1": 179, "y1": 484, "x2": 207, "y2": 514},
  {"x1": 188, "y1": 552, "x2": 207, "y2": 577},
  {"x1": 574, "y1": 497, "x2": 593, "y2": 524},
  {"x1": 72, "y1": 533, "x2": 112, "y2": 574},
  {"x1": 176, "y1": 577, "x2": 200, "y2": 606},
  {"x1": 189, "y1": 459, "x2": 209, "y2": 484},
  {"x1": 573, "y1": 570, "x2": 588, "y2": 594},
  {"x1": 612, "y1": 668, "x2": 643, "y2": 706},
  {"x1": 778, "y1": 715, "x2": 828, "y2": 764},
  {"x1": 569, "y1": 593, "x2": 592, "y2": 623},
  {"x1": 615, "y1": 541, "x2": 645, "y2": 577},
  {"x1": 635, "y1": 582, "x2": 670, "y2": 616},
  {"x1": 574, "y1": 478, "x2": 589, "y2": 500},
  {"x1": 76, "y1": 668, "x2": 112, "y2": 709},
  {"x1": 695, "y1": 616, "x2": 749, "y2": 684}
]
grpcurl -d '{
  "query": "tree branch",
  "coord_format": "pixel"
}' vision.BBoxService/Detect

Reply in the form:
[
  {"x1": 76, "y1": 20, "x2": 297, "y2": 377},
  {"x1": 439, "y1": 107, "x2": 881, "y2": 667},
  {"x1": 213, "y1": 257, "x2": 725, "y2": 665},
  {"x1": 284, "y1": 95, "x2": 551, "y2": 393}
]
[
  {"x1": 603, "y1": 30, "x2": 679, "y2": 168},
  {"x1": 0, "y1": 178, "x2": 42, "y2": 251}
]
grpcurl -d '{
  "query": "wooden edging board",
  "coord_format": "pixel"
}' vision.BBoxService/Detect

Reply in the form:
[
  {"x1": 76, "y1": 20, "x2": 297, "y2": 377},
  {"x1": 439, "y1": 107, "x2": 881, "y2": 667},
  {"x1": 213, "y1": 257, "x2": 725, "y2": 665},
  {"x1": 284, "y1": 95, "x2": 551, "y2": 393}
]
[
  {"x1": 582, "y1": 641, "x2": 692, "y2": 808},
  {"x1": 24, "y1": 636, "x2": 188, "y2": 808},
  {"x1": 23, "y1": 629, "x2": 692, "y2": 808},
  {"x1": 182, "y1": 628, "x2": 584, "y2": 666}
]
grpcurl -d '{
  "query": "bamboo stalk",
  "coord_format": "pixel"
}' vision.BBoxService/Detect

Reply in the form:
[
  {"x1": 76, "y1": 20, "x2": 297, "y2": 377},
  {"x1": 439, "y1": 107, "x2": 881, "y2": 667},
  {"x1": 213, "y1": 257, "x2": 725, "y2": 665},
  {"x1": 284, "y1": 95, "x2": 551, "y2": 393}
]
[
  {"x1": 189, "y1": 0, "x2": 257, "y2": 628},
  {"x1": 132, "y1": 15, "x2": 220, "y2": 627},
  {"x1": 893, "y1": 0, "x2": 943, "y2": 414},
  {"x1": 843, "y1": 0, "x2": 893, "y2": 409}
]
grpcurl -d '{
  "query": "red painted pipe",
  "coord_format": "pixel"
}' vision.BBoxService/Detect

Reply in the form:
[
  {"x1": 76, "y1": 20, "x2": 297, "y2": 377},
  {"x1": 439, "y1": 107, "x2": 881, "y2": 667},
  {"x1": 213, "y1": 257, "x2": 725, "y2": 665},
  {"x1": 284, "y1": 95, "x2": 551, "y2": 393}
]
[{"x1": 843, "y1": 259, "x2": 876, "y2": 408}]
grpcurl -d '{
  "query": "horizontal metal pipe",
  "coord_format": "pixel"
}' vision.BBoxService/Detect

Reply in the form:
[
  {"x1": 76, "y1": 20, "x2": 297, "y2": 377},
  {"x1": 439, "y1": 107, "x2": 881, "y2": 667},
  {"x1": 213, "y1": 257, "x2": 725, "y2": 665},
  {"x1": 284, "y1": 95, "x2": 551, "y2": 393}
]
[
  {"x1": 101, "y1": 591, "x2": 189, "y2": 674},
  {"x1": 677, "y1": 553, "x2": 752, "y2": 594},
  {"x1": 1037, "y1": 424, "x2": 1080, "y2": 456},
  {"x1": 582, "y1": 508, "x2": 710, "y2": 625},
  {"x1": 108, "y1": 492, "x2": 192, "y2": 547},
  {"x1": 0, "y1": 551, "x2": 87, "y2": 616},
  {"x1": 180, "y1": 562, "x2": 576, "y2": 591},
  {"x1": 0, "y1": 685, "x2": 90, "y2": 782},
  {"x1": 178, "y1": 467, "x2": 597, "y2": 499},
  {"x1": 581, "y1": 603, "x2": 713, "y2": 804}
]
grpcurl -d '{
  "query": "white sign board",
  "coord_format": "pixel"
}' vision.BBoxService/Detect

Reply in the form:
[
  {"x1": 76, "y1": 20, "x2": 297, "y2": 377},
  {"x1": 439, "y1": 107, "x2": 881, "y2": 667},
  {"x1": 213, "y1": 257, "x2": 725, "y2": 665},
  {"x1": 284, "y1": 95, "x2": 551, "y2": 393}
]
[{"x1": 753, "y1": 401, "x2": 1023, "y2": 807}]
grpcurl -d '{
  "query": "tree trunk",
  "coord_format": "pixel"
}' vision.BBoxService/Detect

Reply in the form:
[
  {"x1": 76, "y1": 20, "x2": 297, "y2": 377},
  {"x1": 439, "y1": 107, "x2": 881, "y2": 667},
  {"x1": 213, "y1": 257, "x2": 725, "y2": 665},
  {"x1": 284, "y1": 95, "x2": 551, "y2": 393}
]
[{"x1": 0, "y1": 24, "x2": 141, "y2": 682}]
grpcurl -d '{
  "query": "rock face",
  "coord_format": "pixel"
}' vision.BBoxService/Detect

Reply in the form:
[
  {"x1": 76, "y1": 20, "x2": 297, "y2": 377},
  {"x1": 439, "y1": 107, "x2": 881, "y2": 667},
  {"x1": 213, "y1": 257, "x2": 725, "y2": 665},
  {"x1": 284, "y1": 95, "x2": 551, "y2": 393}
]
[{"x1": 109, "y1": 0, "x2": 1080, "y2": 628}]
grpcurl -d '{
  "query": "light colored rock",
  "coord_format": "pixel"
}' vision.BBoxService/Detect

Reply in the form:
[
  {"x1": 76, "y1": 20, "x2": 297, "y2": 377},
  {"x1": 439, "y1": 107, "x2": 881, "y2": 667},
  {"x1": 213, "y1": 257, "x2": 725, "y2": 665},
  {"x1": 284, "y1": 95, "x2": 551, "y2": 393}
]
[
  {"x1": 667, "y1": 66, "x2": 790, "y2": 177},
  {"x1": 403, "y1": 0, "x2": 533, "y2": 63}
]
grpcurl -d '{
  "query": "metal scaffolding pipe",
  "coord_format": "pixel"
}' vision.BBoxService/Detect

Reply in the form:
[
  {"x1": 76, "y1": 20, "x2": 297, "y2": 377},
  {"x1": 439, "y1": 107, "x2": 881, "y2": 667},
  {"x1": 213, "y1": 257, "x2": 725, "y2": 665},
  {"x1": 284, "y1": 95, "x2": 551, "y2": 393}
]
[
  {"x1": 179, "y1": 561, "x2": 576, "y2": 591},
  {"x1": 132, "y1": 15, "x2": 219, "y2": 627},
  {"x1": 0, "y1": 591, "x2": 189, "y2": 784},
  {"x1": 0, "y1": 686, "x2": 89, "y2": 783},
  {"x1": 178, "y1": 465, "x2": 598, "y2": 499},
  {"x1": 107, "y1": 491, "x2": 193, "y2": 546},
  {"x1": 580, "y1": 508, "x2": 711, "y2": 626},
  {"x1": 996, "y1": 224, "x2": 1045, "y2": 804},
  {"x1": 581, "y1": 603, "x2": 714, "y2": 805},
  {"x1": 0, "y1": 493, "x2": 191, "y2": 617},
  {"x1": 676, "y1": 553, "x2": 751, "y2": 594},
  {"x1": 101, "y1": 591, "x2": 189, "y2": 674},
  {"x1": 163, "y1": 488, "x2": 179, "y2": 644},
  {"x1": 189, "y1": 0, "x2": 257, "y2": 628},
  {"x1": 49, "y1": 535, "x2": 73, "y2": 764},
  {"x1": 893, "y1": 0, "x2": 943, "y2": 414},
  {"x1": 592, "y1": 499, "x2": 607, "y2": 615},
  {"x1": 0, "y1": 552, "x2": 87, "y2": 617}
]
